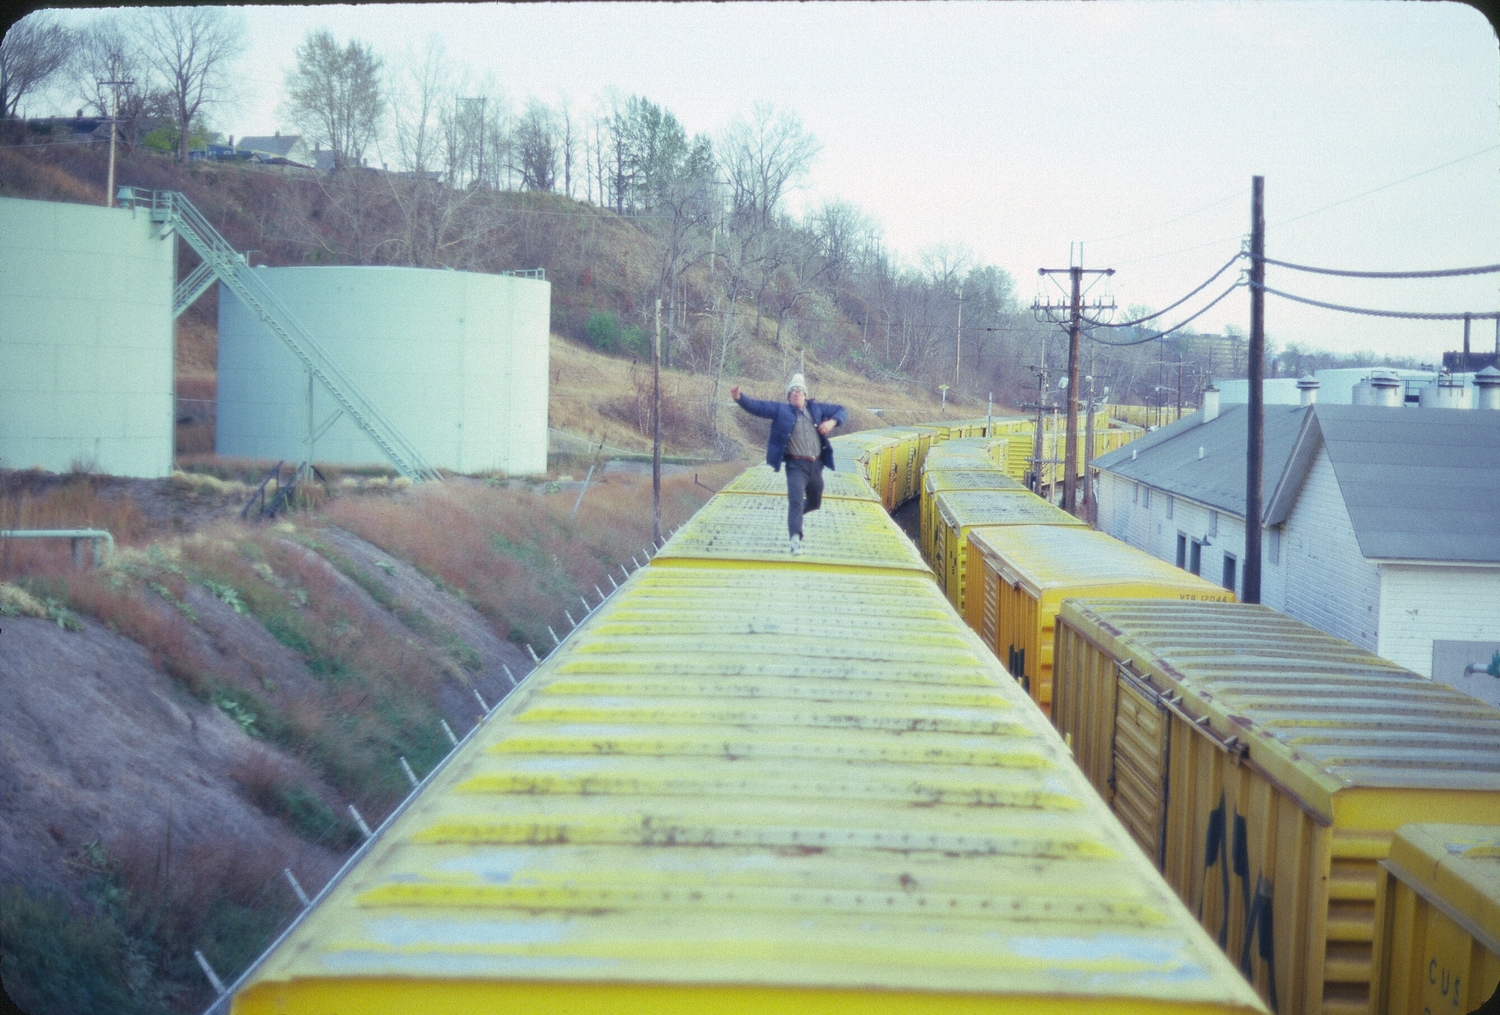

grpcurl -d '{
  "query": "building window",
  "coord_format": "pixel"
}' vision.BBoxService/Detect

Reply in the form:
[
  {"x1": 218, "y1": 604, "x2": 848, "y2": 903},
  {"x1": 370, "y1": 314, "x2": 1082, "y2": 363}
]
[
  {"x1": 1222, "y1": 553, "x2": 1237, "y2": 593},
  {"x1": 1209, "y1": 510, "x2": 1219, "y2": 537},
  {"x1": 1166, "y1": 495, "x2": 1174, "y2": 519},
  {"x1": 1189, "y1": 540, "x2": 1202, "y2": 576},
  {"x1": 1142, "y1": 486, "x2": 1151, "y2": 509},
  {"x1": 1267, "y1": 526, "x2": 1280, "y2": 565},
  {"x1": 1176, "y1": 533, "x2": 1187, "y2": 569}
]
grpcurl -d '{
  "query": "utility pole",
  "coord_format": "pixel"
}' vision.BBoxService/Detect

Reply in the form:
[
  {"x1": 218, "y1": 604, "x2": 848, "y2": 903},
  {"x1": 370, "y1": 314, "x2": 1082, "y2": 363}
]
[
  {"x1": 953, "y1": 284, "x2": 964, "y2": 391},
  {"x1": 1036, "y1": 260, "x2": 1113, "y2": 515},
  {"x1": 652, "y1": 298, "x2": 662, "y2": 548},
  {"x1": 99, "y1": 69, "x2": 132, "y2": 205},
  {"x1": 1082, "y1": 344, "x2": 1098, "y2": 525},
  {"x1": 1244, "y1": 175, "x2": 1265, "y2": 605}
]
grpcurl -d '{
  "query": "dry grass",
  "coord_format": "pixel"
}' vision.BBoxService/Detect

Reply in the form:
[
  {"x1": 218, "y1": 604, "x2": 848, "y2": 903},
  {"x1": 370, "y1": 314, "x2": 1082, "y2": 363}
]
[
  {"x1": 327, "y1": 464, "x2": 742, "y2": 649},
  {"x1": 0, "y1": 477, "x2": 150, "y2": 577}
]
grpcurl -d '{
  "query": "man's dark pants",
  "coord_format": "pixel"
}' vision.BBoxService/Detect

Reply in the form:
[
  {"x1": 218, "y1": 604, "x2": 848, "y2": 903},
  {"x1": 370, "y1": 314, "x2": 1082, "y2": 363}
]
[{"x1": 784, "y1": 457, "x2": 824, "y2": 537}]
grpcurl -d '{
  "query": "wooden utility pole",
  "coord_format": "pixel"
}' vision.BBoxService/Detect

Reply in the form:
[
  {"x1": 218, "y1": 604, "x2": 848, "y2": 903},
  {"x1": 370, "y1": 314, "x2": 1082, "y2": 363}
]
[
  {"x1": 102, "y1": 69, "x2": 132, "y2": 205},
  {"x1": 1244, "y1": 176, "x2": 1265, "y2": 605},
  {"x1": 1036, "y1": 263, "x2": 1112, "y2": 515},
  {"x1": 652, "y1": 299, "x2": 662, "y2": 548},
  {"x1": 953, "y1": 284, "x2": 964, "y2": 391}
]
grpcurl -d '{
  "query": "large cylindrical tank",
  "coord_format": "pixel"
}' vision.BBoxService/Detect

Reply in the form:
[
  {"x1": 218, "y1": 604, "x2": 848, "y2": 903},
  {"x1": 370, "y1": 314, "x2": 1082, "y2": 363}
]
[
  {"x1": 1474, "y1": 366, "x2": 1500, "y2": 410},
  {"x1": 1418, "y1": 374, "x2": 1471, "y2": 410},
  {"x1": 0, "y1": 197, "x2": 175, "y2": 477},
  {"x1": 216, "y1": 267, "x2": 550, "y2": 475},
  {"x1": 1352, "y1": 371, "x2": 1404, "y2": 407}
]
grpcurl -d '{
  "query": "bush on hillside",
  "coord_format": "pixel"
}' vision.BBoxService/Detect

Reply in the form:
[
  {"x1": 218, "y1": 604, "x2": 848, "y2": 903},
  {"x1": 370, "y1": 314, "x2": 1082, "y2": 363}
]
[{"x1": 585, "y1": 312, "x2": 620, "y2": 352}]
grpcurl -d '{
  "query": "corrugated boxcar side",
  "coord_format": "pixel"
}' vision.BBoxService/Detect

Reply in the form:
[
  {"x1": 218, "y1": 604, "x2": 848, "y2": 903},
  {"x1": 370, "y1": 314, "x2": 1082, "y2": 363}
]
[
  {"x1": 1051, "y1": 599, "x2": 1500, "y2": 1015},
  {"x1": 1374, "y1": 824, "x2": 1500, "y2": 1015}
]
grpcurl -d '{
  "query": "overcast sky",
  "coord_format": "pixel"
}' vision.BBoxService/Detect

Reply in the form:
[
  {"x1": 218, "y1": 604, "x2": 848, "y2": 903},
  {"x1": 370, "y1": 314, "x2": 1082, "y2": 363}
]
[{"x1": 36, "y1": 1, "x2": 1500, "y2": 362}]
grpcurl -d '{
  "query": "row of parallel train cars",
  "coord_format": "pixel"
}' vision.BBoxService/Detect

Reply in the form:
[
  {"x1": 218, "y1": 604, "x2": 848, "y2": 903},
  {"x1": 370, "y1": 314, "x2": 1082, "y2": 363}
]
[{"x1": 222, "y1": 416, "x2": 1498, "y2": 1015}]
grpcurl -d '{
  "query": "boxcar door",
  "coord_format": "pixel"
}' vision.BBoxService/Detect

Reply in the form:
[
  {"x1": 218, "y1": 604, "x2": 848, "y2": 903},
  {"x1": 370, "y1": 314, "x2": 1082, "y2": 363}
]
[{"x1": 1111, "y1": 662, "x2": 1172, "y2": 869}]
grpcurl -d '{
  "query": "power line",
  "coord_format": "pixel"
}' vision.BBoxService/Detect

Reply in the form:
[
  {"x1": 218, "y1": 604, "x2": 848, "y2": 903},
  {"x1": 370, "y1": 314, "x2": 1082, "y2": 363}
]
[
  {"x1": 1262, "y1": 257, "x2": 1500, "y2": 279},
  {"x1": 1084, "y1": 251, "x2": 1244, "y2": 328},
  {"x1": 1251, "y1": 282, "x2": 1500, "y2": 322},
  {"x1": 1083, "y1": 281, "x2": 1246, "y2": 346},
  {"x1": 1270, "y1": 143, "x2": 1500, "y2": 230}
]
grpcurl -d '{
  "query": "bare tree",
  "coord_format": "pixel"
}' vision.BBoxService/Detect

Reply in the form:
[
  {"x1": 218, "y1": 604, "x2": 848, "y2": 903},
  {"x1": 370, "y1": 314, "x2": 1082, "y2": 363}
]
[
  {"x1": 134, "y1": 6, "x2": 244, "y2": 161},
  {"x1": 70, "y1": 16, "x2": 147, "y2": 126},
  {"x1": 284, "y1": 30, "x2": 384, "y2": 171},
  {"x1": 514, "y1": 99, "x2": 557, "y2": 191},
  {"x1": 719, "y1": 102, "x2": 820, "y2": 231},
  {"x1": 1, "y1": 12, "x2": 73, "y2": 120},
  {"x1": 390, "y1": 36, "x2": 446, "y2": 175},
  {"x1": 558, "y1": 93, "x2": 575, "y2": 198}
]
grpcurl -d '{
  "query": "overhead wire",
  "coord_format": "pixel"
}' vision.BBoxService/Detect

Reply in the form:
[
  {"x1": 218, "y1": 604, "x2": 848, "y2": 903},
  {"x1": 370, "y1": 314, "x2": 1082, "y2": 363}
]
[
  {"x1": 1082, "y1": 281, "x2": 1246, "y2": 346},
  {"x1": 1250, "y1": 282, "x2": 1500, "y2": 322},
  {"x1": 1260, "y1": 257, "x2": 1500, "y2": 279},
  {"x1": 1082, "y1": 251, "x2": 1244, "y2": 328},
  {"x1": 1081, "y1": 185, "x2": 1249, "y2": 245}
]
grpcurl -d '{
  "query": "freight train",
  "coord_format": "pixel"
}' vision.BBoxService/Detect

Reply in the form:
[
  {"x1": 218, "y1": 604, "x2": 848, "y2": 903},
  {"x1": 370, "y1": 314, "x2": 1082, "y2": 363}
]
[{"x1": 215, "y1": 419, "x2": 1499, "y2": 1015}]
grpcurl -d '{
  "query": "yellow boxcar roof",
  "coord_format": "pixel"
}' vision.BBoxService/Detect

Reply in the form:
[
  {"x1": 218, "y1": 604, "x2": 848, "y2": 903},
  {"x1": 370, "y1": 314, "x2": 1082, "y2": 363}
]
[
  {"x1": 1386, "y1": 823, "x2": 1500, "y2": 949},
  {"x1": 924, "y1": 471, "x2": 1028, "y2": 495},
  {"x1": 935, "y1": 490, "x2": 1086, "y2": 531},
  {"x1": 654, "y1": 492, "x2": 929, "y2": 575},
  {"x1": 967, "y1": 526, "x2": 1233, "y2": 601},
  {"x1": 1057, "y1": 600, "x2": 1500, "y2": 817},
  {"x1": 232, "y1": 566, "x2": 1265, "y2": 1014},
  {"x1": 722, "y1": 464, "x2": 879, "y2": 502}
]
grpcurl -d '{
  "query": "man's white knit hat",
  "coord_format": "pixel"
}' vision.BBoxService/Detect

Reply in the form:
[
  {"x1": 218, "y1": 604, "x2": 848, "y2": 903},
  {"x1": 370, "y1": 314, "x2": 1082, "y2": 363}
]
[{"x1": 786, "y1": 372, "x2": 808, "y2": 396}]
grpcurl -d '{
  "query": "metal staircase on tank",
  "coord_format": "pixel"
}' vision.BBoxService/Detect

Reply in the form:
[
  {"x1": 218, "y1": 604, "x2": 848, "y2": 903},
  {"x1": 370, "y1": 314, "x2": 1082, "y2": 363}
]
[{"x1": 120, "y1": 187, "x2": 442, "y2": 483}]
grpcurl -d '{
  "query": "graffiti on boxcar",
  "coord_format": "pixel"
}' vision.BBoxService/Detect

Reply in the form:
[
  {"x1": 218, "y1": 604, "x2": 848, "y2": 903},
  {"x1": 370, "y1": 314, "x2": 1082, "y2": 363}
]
[{"x1": 1200, "y1": 793, "x2": 1279, "y2": 1012}]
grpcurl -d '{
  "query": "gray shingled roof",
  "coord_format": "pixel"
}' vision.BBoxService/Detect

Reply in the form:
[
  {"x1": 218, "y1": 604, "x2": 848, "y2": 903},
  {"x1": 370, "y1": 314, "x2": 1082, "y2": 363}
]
[
  {"x1": 1092, "y1": 403, "x2": 1309, "y2": 519},
  {"x1": 235, "y1": 135, "x2": 303, "y2": 159},
  {"x1": 1291, "y1": 405, "x2": 1500, "y2": 562},
  {"x1": 1096, "y1": 403, "x2": 1500, "y2": 563}
]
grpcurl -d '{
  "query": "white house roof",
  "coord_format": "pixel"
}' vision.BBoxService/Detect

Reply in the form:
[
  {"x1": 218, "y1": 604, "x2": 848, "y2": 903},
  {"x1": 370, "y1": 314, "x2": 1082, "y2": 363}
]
[
  {"x1": 1092, "y1": 402, "x2": 1309, "y2": 519},
  {"x1": 1096, "y1": 403, "x2": 1500, "y2": 564},
  {"x1": 1268, "y1": 405, "x2": 1500, "y2": 563},
  {"x1": 235, "y1": 135, "x2": 304, "y2": 159}
]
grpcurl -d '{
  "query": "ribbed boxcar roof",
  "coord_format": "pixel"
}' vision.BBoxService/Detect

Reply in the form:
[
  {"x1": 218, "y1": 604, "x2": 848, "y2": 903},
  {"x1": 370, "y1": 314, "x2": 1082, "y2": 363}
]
[
  {"x1": 1057, "y1": 600, "x2": 1500, "y2": 817},
  {"x1": 935, "y1": 490, "x2": 1086, "y2": 530},
  {"x1": 969, "y1": 526, "x2": 1234, "y2": 600},
  {"x1": 232, "y1": 566, "x2": 1265, "y2": 1013},
  {"x1": 1386, "y1": 823, "x2": 1500, "y2": 949},
  {"x1": 924, "y1": 470, "x2": 1028, "y2": 495},
  {"x1": 722, "y1": 463, "x2": 879, "y2": 502},
  {"x1": 655, "y1": 491, "x2": 930, "y2": 575}
]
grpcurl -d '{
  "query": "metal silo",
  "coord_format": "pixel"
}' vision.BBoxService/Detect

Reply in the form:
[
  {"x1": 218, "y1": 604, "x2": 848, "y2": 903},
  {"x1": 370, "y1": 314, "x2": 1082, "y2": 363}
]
[
  {"x1": 0, "y1": 197, "x2": 175, "y2": 477},
  {"x1": 1418, "y1": 373, "x2": 1471, "y2": 410},
  {"x1": 216, "y1": 266, "x2": 550, "y2": 475}
]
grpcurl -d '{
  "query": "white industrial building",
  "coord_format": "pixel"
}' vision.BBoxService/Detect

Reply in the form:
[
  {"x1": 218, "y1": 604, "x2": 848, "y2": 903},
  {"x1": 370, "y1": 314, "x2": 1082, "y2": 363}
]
[
  {"x1": 0, "y1": 196, "x2": 175, "y2": 477},
  {"x1": 216, "y1": 266, "x2": 550, "y2": 476},
  {"x1": 1092, "y1": 381, "x2": 1500, "y2": 704},
  {"x1": 1215, "y1": 366, "x2": 1488, "y2": 406}
]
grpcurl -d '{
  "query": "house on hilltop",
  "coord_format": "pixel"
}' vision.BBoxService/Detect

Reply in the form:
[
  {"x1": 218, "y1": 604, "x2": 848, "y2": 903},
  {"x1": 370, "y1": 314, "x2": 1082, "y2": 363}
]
[
  {"x1": 234, "y1": 133, "x2": 314, "y2": 167},
  {"x1": 1091, "y1": 382, "x2": 1500, "y2": 703}
]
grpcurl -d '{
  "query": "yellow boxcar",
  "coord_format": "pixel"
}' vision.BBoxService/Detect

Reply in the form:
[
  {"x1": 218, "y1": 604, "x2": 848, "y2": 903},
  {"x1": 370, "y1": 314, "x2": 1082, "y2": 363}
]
[
  {"x1": 931, "y1": 491, "x2": 1085, "y2": 612},
  {"x1": 965, "y1": 526, "x2": 1234, "y2": 713},
  {"x1": 655, "y1": 490, "x2": 929, "y2": 578},
  {"x1": 228, "y1": 558, "x2": 1267, "y2": 1015},
  {"x1": 920, "y1": 470, "x2": 1027, "y2": 565},
  {"x1": 722, "y1": 463, "x2": 880, "y2": 503},
  {"x1": 1051, "y1": 599, "x2": 1500, "y2": 1015},
  {"x1": 1374, "y1": 824, "x2": 1500, "y2": 1015}
]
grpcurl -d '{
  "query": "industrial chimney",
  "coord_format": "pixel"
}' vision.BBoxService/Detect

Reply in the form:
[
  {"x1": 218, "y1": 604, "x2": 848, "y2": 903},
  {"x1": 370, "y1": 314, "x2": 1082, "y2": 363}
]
[{"x1": 1201, "y1": 385, "x2": 1220, "y2": 422}]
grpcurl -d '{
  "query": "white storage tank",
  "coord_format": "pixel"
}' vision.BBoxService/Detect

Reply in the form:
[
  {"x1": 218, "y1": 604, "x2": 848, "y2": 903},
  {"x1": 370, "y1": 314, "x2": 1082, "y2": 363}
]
[
  {"x1": 1418, "y1": 373, "x2": 1471, "y2": 410},
  {"x1": 0, "y1": 196, "x2": 175, "y2": 477},
  {"x1": 216, "y1": 267, "x2": 550, "y2": 475}
]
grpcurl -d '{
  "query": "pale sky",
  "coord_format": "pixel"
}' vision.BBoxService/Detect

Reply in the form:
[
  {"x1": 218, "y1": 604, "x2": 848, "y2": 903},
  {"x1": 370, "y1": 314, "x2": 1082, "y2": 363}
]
[{"x1": 37, "y1": 1, "x2": 1500, "y2": 361}]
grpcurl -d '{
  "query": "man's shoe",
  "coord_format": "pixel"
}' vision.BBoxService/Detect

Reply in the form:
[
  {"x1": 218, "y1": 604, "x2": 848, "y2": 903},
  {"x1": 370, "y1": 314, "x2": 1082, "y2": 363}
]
[{"x1": 789, "y1": 534, "x2": 802, "y2": 555}]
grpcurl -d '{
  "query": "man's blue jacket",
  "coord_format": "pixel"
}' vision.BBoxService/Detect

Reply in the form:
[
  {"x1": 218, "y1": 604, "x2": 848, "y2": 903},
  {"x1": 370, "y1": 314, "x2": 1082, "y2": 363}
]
[{"x1": 734, "y1": 393, "x2": 848, "y2": 471}]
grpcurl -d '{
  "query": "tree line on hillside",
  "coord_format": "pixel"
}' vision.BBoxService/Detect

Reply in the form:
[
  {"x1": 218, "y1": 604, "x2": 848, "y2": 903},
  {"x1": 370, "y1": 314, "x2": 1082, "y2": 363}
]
[{"x1": 3, "y1": 12, "x2": 1429, "y2": 428}]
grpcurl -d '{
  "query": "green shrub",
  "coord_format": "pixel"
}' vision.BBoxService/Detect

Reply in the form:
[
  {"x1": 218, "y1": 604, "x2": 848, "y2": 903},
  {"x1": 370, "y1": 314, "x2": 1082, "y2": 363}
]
[
  {"x1": 584, "y1": 312, "x2": 620, "y2": 352},
  {"x1": 0, "y1": 884, "x2": 160, "y2": 1015}
]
